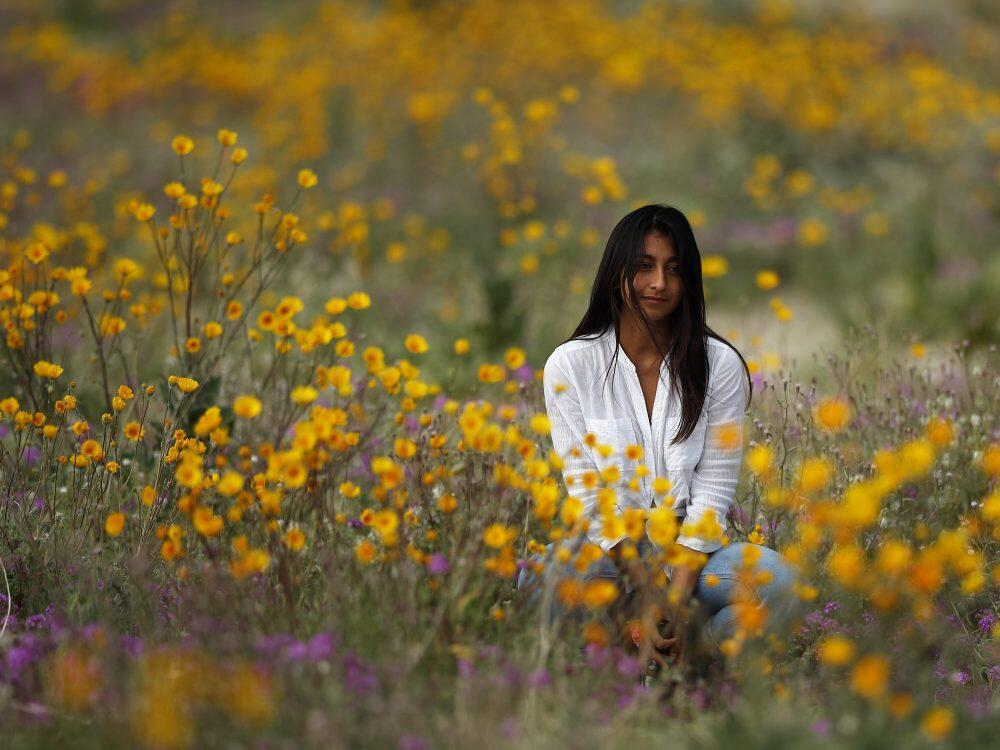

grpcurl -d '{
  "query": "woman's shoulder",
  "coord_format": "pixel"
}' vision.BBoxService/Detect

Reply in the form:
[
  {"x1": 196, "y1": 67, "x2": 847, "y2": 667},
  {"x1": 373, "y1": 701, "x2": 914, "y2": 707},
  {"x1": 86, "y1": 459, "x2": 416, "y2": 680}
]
[
  {"x1": 706, "y1": 337, "x2": 744, "y2": 376},
  {"x1": 544, "y1": 333, "x2": 608, "y2": 379},
  {"x1": 706, "y1": 337, "x2": 749, "y2": 401}
]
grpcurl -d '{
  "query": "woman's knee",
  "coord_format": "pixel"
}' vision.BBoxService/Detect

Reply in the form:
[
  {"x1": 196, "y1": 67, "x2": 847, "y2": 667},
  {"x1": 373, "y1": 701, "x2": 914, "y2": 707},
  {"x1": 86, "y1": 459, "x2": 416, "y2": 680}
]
[
  {"x1": 704, "y1": 542, "x2": 798, "y2": 606},
  {"x1": 748, "y1": 547, "x2": 804, "y2": 624},
  {"x1": 516, "y1": 561, "x2": 537, "y2": 592},
  {"x1": 516, "y1": 543, "x2": 555, "y2": 593}
]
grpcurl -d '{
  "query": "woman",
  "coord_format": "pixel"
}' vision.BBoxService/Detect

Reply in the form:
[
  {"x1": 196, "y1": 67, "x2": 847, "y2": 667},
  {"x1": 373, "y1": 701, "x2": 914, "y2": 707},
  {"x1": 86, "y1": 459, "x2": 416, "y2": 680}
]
[{"x1": 519, "y1": 204, "x2": 801, "y2": 675}]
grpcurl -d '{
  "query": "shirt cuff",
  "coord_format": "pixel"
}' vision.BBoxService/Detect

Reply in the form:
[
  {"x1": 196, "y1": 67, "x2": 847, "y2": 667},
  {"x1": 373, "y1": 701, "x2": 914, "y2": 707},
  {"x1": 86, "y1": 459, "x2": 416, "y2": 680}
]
[
  {"x1": 674, "y1": 534, "x2": 723, "y2": 555},
  {"x1": 588, "y1": 529, "x2": 624, "y2": 554}
]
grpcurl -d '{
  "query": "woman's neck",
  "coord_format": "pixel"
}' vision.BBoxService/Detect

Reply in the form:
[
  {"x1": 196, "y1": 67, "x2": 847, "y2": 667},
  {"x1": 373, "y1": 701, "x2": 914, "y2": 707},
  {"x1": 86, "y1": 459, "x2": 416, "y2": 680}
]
[{"x1": 617, "y1": 310, "x2": 671, "y2": 368}]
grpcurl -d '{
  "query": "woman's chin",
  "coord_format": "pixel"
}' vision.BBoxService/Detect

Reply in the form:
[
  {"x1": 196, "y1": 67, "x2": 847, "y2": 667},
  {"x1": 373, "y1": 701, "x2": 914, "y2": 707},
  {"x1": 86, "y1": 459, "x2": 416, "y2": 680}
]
[{"x1": 641, "y1": 305, "x2": 673, "y2": 320}]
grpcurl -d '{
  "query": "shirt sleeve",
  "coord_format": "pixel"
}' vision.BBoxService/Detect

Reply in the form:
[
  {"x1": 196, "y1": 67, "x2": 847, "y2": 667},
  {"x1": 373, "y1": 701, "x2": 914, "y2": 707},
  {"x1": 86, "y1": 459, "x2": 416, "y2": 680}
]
[
  {"x1": 542, "y1": 352, "x2": 623, "y2": 554},
  {"x1": 675, "y1": 345, "x2": 748, "y2": 554}
]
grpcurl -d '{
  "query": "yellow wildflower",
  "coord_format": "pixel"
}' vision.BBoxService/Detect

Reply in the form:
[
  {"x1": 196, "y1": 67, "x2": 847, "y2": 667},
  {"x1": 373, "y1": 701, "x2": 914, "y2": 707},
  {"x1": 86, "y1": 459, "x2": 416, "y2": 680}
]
[
  {"x1": 168, "y1": 376, "x2": 199, "y2": 394},
  {"x1": 483, "y1": 523, "x2": 515, "y2": 549},
  {"x1": 133, "y1": 204, "x2": 156, "y2": 222},
  {"x1": 755, "y1": 270, "x2": 780, "y2": 290},
  {"x1": 297, "y1": 169, "x2": 318, "y2": 189},
  {"x1": 33, "y1": 360, "x2": 63, "y2": 379},
  {"x1": 405, "y1": 334, "x2": 429, "y2": 354},
  {"x1": 282, "y1": 527, "x2": 306, "y2": 552},
  {"x1": 233, "y1": 395, "x2": 262, "y2": 419},
  {"x1": 25, "y1": 242, "x2": 49, "y2": 264},
  {"x1": 346, "y1": 291, "x2": 371, "y2": 310},
  {"x1": 171, "y1": 135, "x2": 194, "y2": 155},
  {"x1": 193, "y1": 507, "x2": 224, "y2": 537},
  {"x1": 290, "y1": 386, "x2": 318, "y2": 405}
]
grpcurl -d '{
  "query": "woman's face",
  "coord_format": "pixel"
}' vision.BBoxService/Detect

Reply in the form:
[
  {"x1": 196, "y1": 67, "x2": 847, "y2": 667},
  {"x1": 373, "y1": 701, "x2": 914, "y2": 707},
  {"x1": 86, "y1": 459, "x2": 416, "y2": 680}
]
[{"x1": 620, "y1": 231, "x2": 684, "y2": 321}]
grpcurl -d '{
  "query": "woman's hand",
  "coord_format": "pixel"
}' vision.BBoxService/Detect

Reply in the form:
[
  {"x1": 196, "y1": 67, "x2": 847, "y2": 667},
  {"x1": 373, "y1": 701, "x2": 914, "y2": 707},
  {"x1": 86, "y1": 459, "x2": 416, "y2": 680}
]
[
  {"x1": 655, "y1": 611, "x2": 691, "y2": 669},
  {"x1": 658, "y1": 561, "x2": 703, "y2": 669},
  {"x1": 610, "y1": 543, "x2": 704, "y2": 673},
  {"x1": 626, "y1": 614, "x2": 679, "y2": 674}
]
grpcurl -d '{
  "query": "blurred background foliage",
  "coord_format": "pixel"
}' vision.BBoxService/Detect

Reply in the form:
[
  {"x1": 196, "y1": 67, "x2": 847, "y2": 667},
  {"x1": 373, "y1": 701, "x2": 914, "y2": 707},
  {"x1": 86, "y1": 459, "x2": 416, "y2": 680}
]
[{"x1": 1, "y1": 0, "x2": 998, "y2": 389}]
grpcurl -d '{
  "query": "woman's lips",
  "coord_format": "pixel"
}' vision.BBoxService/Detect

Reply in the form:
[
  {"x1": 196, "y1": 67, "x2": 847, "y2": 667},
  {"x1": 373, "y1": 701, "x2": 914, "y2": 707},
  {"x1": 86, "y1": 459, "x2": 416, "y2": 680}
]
[{"x1": 643, "y1": 297, "x2": 669, "y2": 303}]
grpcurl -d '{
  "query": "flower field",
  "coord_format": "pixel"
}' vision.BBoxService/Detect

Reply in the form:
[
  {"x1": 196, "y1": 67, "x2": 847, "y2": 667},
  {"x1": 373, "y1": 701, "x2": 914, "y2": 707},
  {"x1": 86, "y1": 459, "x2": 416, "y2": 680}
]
[{"x1": 1, "y1": 1, "x2": 999, "y2": 748}]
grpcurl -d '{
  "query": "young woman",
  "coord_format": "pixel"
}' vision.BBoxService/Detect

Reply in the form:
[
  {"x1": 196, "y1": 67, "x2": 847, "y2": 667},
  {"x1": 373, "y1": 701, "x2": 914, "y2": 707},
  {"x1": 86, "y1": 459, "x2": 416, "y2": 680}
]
[{"x1": 520, "y1": 204, "x2": 800, "y2": 673}]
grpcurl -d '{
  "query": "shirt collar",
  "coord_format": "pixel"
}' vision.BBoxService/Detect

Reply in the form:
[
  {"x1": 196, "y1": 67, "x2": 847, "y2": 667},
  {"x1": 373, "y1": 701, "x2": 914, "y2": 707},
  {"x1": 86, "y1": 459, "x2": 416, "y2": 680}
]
[{"x1": 600, "y1": 325, "x2": 637, "y2": 372}]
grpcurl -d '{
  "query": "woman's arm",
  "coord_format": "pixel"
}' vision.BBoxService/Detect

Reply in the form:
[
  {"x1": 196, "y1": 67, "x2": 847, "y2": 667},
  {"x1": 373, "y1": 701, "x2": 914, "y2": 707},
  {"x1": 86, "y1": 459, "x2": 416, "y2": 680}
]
[
  {"x1": 675, "y1": 345, "x2": 749, "y2": 555},
  {"x1": 542, "y1": 352, "x2": 624, "y2": 554}
]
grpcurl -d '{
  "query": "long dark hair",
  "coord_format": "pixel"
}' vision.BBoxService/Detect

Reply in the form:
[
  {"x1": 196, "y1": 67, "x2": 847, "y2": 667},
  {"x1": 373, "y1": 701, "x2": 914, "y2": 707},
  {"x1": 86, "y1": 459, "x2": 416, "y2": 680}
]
[{"x1": 563, "y1": 204, "x2": 752, "y2": 445}]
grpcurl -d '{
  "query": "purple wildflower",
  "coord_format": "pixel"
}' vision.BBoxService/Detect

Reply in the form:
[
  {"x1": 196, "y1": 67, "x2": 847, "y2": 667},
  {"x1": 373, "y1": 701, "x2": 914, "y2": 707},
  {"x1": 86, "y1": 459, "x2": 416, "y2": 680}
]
[
  {"x1": 343, "y1": 652, "x2": 379, "y2": 695},
  {"x1": 811, "y1": 718, "x2": 831, "y2": 738},
  {"x1": 398, "y1": 736, "x2": 427, "y2": 750},
  {"x1": 933, "y1": 657, "x2": 947, "y2": 679},
  {"x1": 616, "y1": 653, "x2": 642, "y2": 678},
  {"x1": 426, "y1": 553, "x2": 449, "y2": 576},
  {"x1": 512, "y1": 364, "x2": 534, "y2": 383},
  {"x1": 307, "y1": 633, "x2": 337, "y2": 662},
  {"x1": 689, "y1": 686, "x2": 710, "y2": 710},
  {"x1": 457, "y1": 659, "x2": 475, "y2": 679},
  {"x1": 950, "y1": 670, "x2": 971, "y2": 686},
  {"x1": 976, "y1": 610, "x2": 997, "y2": 634},
  {"x1": 503, "y1": 664, "x2": 522, "y2": 688},
  {"x1": 585, "y1": 643, "x2": 609, "y2": 671},
  {"x1": 499, "y1": 717, "x2": 520, "y2": 741},
  {"x1": 119, "y1": 636, "x2": 143, "y2": 657},
  {"x1": 527, "y1": 668, "x2": 551, "y2": 689}
]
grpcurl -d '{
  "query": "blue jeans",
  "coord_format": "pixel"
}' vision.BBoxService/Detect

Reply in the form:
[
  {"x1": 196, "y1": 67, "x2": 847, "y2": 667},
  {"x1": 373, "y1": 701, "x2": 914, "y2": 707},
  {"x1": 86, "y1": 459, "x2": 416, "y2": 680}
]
[{"x1": 517, "y1": 538, "x2": 802, "y2": 654}]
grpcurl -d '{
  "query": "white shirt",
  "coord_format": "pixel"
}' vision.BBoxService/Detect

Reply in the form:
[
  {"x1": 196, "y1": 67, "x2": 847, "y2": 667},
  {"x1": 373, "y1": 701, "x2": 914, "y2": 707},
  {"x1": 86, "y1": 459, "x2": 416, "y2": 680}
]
[{"x1": 542, "y1": 325, "x2": 748, "y2": 556}]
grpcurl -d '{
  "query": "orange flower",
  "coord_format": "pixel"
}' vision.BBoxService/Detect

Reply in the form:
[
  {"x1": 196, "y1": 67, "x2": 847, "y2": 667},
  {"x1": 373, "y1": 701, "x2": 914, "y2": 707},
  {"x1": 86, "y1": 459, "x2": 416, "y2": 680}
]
[
  {"x1": 817, "y1": 635, "x2": 855, "y2": 666},
  {"x1": 924, "y1": 417, "x2": 955, "y2": 447},
  {"x1": 355, "y1": 540, "x2": 377, "y2": 564},
  {"x1": 104, "y1": 512, "x2": 125, "y2": 537},
  {"x1": 80, "y1": 439, "x2": 104, "y2": 462},
  {"x1": 850, "y1": 654, "x2": 890, "y2": 700},
  {"x1": 815, "y1": 397, "x2": 852, "y2": 432}
]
